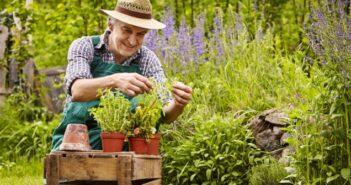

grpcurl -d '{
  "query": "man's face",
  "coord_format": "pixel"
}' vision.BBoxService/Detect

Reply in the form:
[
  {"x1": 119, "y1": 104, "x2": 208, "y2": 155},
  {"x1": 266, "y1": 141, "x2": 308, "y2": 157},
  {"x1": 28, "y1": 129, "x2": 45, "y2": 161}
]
[{"x1": 108, "y1": 20, "x2": 148, "y2": 62}]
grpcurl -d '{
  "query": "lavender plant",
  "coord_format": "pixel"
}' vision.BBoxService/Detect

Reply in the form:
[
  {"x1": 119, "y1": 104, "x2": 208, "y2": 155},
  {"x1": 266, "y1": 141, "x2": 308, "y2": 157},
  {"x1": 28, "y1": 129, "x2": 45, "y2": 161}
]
[{"x1": 289, "y1": 1, "x2": 351, "y2": 184}]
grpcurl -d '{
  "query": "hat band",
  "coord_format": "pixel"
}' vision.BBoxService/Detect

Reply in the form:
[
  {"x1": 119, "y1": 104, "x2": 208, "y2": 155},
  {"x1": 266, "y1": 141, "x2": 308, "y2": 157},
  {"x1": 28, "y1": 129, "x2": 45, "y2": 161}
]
[{"x1": 116, "y1": 6, "x2": 152, "y2": 19}]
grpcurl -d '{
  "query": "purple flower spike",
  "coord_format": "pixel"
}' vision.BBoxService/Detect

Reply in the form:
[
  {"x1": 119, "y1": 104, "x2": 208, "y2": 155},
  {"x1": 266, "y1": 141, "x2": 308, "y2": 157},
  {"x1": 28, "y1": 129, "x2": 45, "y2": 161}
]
[
  {"x1": 177, "y1": 19, "x2": 191, "y2": 64},
  {"x1": 144, "y1": 30, "x2": 157, "y2": 51},
  {"x1": 213, "y1": 12, "x2": 224, "y2": 58},
  {"x1": 193, "y1": 15, "x2": 205, "y2": 58},
  {"x1": 162, "y1": 7, "x2": 175, "y2": 41}
]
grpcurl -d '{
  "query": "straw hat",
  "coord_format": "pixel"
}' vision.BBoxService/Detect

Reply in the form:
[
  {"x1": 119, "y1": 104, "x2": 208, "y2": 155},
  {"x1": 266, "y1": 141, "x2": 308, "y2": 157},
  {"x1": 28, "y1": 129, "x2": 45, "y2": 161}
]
[{"x1": 100, "y1": 0, "x2": 166, "y2": 30}]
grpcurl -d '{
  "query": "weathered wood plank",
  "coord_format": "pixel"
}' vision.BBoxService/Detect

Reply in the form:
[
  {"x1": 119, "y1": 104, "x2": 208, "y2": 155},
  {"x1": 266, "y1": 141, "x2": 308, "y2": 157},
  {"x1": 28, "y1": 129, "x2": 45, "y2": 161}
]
[
  {"x1": 0, "y1": 25, "x2": 9, "y2": 106},
  {"x1": 47, "y1": 154, "x2": 60, "y2": 185},
  {"x1": 23, "y1": 58, "x2": 37, "y2": 94},
  {"x1": 39, "y1": 65, "x2": 66, "y2": 113},
  {"x1": 8, "y1": 58, "x2": 18, "y2": 89},
  {"x1": 142, "y1": 179, "x2": 161, "y2": 185},
  {"x1": 117, "y1": 154, "x2": 133, "y2": 185},
  {"x1": 59, "y1": 155, "x2": 119, "y2": 181},
  {"x1": 132, "y1": 156, "x2": 162, "y2": 180},
  {"x1": 0, "y1": 25, "x2": 9, "y2": 60}
]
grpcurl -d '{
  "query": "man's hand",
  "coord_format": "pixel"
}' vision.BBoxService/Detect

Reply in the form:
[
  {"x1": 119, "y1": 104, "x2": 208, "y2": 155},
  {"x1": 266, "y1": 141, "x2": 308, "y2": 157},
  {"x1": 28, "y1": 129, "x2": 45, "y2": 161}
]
[
  {"x1": 171, "y1": 82, "x2": 192, "y2": 107},
  {"x1": 111, "y1": 73, "x2": 153, "y2": 97}
]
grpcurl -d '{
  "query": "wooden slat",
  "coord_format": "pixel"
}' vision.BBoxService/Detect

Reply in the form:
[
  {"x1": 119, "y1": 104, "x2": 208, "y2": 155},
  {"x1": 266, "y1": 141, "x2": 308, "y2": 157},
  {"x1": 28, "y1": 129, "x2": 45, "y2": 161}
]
[
  {"x1": 132, "y1": 156, "x2": 162, "y2": 180},
  {"x1": 59, "y1": 154, "x2": 119, "y2": 181},
  {"x1": 0, "y1": 25, "x2": 9, "y2": 106},
  {"x1": 39, "y1": 65, "x2": 66, "y2": 113},
  {"x1": 0, "y1": 25, "x2": 8, "y2": 60},
  {"x1": 117, "y1": 154, "x2": 133, "y2": 185},
  {"x1": 47, "y1": 154, "x2": 60, "y2": 185},
  {"x1": 8, "y1": 58, "x2": 18, "y2": 89},
  {"x1": 39, "y1": 65, "x2": 66, "y2": 76},
  {"x1": 23, "y1": 58, "x2": 37, "y2": 94},
  {"x1": 142, "y1": 179, "x2": 161, "y2": 185}
]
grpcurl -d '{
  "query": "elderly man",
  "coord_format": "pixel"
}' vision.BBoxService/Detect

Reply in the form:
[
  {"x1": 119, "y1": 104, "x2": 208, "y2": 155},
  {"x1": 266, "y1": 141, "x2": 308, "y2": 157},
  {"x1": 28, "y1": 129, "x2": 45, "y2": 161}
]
[{"x1": 51, "y1": 0, "x2": 192, "y2": 150}]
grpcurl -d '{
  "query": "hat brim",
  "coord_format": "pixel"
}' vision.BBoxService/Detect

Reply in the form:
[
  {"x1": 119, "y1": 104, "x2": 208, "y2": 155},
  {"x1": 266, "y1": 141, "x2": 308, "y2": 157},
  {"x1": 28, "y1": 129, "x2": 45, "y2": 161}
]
[{"x1": 100, "y1": 9, "x2": 166, "y2": 30}]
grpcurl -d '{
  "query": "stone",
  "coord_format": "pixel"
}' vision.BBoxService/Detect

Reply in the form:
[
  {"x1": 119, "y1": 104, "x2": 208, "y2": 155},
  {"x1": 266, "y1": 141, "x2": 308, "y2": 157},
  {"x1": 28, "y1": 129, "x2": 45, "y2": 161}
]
[
  {"x1": 256, "y1": 129, "x2": 280, "y2": 151},
  {"x1": 265, "y1": 112, "x2": 289, "y2": 126},
  {"x1": 273, "y1": 126, "x2": 284, "y2": 138},
  {"x1": 280, "y1": 132, "x2": 291, "y2": 146}
]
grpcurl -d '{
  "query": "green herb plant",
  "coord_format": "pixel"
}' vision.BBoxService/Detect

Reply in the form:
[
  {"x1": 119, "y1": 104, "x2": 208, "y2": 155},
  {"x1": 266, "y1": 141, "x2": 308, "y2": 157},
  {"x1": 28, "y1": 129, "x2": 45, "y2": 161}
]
[
  {"x1": 89, "y1": 89, "x2": 131, "y2": 133},
  {"x1": 129, "y1": 79, "x2": 165, "y2": 140}
]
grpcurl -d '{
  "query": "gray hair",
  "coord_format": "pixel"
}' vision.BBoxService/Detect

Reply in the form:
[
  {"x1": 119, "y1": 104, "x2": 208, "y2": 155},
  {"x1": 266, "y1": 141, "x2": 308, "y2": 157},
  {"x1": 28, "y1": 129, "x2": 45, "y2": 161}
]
[{"x1": 108, "y1": 17, "x2": 119, "y2": 26}]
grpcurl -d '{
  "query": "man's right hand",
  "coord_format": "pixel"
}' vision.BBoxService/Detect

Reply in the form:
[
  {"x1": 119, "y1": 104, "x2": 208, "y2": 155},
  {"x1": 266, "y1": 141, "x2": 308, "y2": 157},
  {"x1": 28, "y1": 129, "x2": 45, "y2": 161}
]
[{"x1": 110, "y1": 73, "x2": 153, "y2": 97}]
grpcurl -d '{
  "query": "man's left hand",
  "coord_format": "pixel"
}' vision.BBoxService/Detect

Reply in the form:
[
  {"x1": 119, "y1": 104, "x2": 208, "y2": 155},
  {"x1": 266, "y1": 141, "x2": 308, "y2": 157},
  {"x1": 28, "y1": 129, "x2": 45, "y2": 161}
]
[{"x1": 171, "y1": 82, "x2": 192, "y2": 107}]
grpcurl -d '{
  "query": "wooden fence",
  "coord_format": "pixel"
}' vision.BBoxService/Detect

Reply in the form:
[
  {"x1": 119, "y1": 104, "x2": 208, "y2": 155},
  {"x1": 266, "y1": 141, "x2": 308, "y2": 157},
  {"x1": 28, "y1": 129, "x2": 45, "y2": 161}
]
[{"x1": 0, "y1": 21, "x2": 66, "y2": 113}]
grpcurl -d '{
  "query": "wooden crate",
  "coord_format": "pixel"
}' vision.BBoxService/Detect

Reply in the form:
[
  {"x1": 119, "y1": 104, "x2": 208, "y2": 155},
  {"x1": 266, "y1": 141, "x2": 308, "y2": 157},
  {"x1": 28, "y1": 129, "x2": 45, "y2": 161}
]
[{"x1": 44, "y1": 151, "x2": 162, "y2": 185}]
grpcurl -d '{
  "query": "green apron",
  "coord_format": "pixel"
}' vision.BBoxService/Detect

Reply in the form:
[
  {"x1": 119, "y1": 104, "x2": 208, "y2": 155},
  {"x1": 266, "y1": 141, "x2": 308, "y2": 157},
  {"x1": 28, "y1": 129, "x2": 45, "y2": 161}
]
[{"x1": 51, "y1": 36, "x2": 142, "y2": 151}]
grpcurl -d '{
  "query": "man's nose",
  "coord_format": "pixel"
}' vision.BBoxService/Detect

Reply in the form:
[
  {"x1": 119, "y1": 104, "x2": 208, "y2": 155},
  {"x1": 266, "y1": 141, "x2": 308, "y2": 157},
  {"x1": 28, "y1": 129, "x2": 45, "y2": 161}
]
[{"x1": 128, "y1": 34, "x2": 137, "y2": 46}]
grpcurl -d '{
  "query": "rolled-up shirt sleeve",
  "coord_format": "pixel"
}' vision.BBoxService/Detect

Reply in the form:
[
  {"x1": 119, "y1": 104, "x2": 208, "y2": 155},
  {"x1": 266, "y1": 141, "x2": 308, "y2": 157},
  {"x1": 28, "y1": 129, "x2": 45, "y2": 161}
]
[{"x1": 65, "y1": 37, "x2": 94, "y2": 95}]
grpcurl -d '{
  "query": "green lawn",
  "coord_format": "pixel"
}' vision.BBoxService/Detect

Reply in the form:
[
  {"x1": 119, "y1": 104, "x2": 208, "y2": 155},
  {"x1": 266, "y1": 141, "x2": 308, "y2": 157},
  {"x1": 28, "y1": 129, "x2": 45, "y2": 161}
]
[{"x1": 0, "y1": 158, "x2": 43, "y2": 185}]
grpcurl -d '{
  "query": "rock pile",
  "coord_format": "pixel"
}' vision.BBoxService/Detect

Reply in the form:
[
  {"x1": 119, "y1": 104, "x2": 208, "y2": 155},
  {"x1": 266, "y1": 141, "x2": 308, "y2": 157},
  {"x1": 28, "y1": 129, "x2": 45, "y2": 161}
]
[{"x1": 247, "y1": 109, "x2": 293, "y2": 159}]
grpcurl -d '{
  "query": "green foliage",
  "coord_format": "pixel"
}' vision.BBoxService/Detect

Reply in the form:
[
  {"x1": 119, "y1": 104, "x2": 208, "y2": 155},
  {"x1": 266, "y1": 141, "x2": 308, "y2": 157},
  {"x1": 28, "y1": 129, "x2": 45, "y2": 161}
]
[
  {"x1": 162, "y1": 116, "x2": 267, "y2": 184},
  {"x1": 285, "y1": 2, "x2": 351, "y2": 184},
  {"x1": 0, "y1": 93, "x2": 58, "y2": 160},
  {"x1": 89, "y1": 89, "x2": 131, "y2": 133},
  {"x1": 129, "y1": 81, "x2": 164, "y2": 139},
  {"x1": 249, "y1": 159, "x2": 288, "y2": 185},
  {"x1": 0, "y1": 158, "x2": 42, "y2": 185}
]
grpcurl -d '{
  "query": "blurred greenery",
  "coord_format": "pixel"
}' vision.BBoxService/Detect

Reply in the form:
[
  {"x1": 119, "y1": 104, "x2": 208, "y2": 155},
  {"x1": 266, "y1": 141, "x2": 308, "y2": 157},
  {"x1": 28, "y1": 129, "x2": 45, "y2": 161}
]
[{"x1": 0, "y1": 0, "x2": 350, "y2": 184}]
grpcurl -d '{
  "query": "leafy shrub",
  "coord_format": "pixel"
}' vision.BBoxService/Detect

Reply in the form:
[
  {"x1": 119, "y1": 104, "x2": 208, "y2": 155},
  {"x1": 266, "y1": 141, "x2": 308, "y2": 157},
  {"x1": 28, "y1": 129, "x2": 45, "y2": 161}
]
[
  {"x1": 0, "y1": 93, "x2": 58, "y2": 160},
  {"x1": 287, "y1": 1, "x2": 351, "y2": 184},
  {"x1": 162, "y1": 116, "x2": 267, "y2": 185}
]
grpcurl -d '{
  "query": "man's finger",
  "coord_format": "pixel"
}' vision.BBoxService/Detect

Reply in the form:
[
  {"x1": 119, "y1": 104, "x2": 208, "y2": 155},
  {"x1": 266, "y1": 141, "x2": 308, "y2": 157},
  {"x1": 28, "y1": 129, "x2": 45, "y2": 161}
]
[
  {"x1": 172, "y1": 88, "x2": 191, "y2": 101},
  {"x1": 125, "y1": 89, "x2": 136, "y2": 97},
  {"x1": 173, "y1": 93, "x2": 188, "y2": 106},
  {"x1": 130, "y1": 78, "x2": 150, "y2": 92},
  {"x1": 127, "y1": 84, "x2": 143, "y2": 95},
  {"x1": 173, "y1": 83, "x2": 192, "y2": 93},
  {"x1": 135, "y1": 74, "x2": 153, "y2": 89}
]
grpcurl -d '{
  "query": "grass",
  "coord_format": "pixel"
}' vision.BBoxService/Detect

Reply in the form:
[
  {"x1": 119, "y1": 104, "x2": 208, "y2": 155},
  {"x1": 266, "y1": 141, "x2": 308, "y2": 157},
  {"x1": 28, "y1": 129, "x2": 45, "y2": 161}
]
[{"x1": 0, "y1": 158, "x2": 43, "y2": 185}]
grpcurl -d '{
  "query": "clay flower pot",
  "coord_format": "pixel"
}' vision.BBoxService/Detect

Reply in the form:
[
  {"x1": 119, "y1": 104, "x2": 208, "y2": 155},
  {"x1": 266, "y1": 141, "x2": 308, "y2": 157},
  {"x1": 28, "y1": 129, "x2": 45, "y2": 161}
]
[
  {"x1": 59, "y1": 123, "x2": 91, "y2": 151},
  {"x1": 100, "y1": 132, "x2": 126, "y2": 152},
  {"x1": 129, "y1": 134, "x2": 161, "y2": 155}
]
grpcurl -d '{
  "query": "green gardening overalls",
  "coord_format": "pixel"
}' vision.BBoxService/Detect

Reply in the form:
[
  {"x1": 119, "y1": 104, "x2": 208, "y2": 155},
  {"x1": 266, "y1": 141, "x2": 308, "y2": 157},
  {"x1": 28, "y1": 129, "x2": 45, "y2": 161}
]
[{"x1": 51, "y1": 36, "x2": 142, "y2": 151}]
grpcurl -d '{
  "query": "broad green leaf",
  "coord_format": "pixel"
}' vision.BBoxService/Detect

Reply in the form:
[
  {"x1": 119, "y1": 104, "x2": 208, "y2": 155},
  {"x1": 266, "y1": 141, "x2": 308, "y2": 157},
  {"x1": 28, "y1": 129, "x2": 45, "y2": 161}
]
[
  {"x1": 206, "y1": 169, "x2": 211, "y2": 180},
  {"x1": 341, "y1": 168, "x2": 350, "y2": 180},
  {"x1": 326, "y1": 174, "x2": 339, "y2": 184},
  {"x1": 190, "y1": 174, "x2": 197, "y2": 181}
]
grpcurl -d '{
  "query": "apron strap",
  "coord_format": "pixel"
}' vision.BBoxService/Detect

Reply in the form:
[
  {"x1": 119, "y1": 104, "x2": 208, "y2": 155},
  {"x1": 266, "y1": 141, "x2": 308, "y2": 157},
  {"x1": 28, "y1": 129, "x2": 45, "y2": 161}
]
[{"x1": 91, "y1": 36, "x2": 100, "y2": 47}]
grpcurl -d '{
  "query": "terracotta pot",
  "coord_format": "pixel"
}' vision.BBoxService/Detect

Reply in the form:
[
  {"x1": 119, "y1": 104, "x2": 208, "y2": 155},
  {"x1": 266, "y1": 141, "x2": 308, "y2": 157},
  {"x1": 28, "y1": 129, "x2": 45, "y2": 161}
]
[
  {"x1": 129, "y1": 134, "x2": 161, "y2": 155},
  {"x1": 100, "y1": 132, "x2": 126, "y2": 152},
  {"x1": 59, "y1": 123, "x2": 91, "y2": 151}
]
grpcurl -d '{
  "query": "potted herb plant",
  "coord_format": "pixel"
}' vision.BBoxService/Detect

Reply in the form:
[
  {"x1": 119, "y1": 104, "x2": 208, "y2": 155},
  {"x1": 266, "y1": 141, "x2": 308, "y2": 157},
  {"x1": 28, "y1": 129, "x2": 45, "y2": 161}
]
[
  {"x1": 89, "y1": 89, "x2": 131, "y2": 152},
  {"x1": 128, "y1": 82, "x2": 165, "y2": 155}
]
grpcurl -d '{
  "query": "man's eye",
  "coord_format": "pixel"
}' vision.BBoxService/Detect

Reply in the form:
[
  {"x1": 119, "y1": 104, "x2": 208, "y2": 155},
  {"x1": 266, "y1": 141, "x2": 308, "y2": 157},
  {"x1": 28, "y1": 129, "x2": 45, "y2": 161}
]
[{"x1": 123, "y1": 28, "x2": 132, "y2": 33}]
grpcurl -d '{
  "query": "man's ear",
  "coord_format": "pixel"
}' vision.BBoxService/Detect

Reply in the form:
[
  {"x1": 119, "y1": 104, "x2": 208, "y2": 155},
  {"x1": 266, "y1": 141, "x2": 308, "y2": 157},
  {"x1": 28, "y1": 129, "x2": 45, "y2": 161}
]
[{"x1": 108, "y1": 21, "x2": 114, "y2": 31}]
